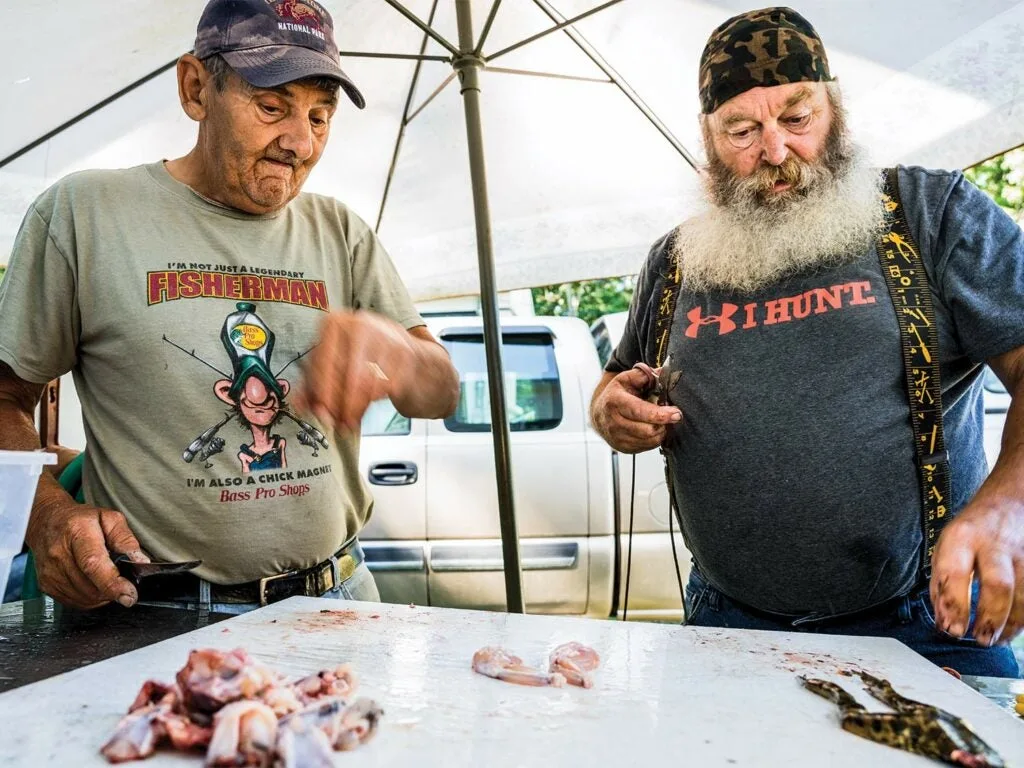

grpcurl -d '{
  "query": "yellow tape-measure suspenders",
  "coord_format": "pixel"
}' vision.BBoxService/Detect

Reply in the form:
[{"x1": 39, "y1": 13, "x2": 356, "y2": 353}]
[
  {"x1": 653, "y1": 236, "x2": 682, "y2": 369},
  {"x1": 648, "y1": 168, "x2": 950, "y2": 587},
  {"x1": 878, "y1": 167, "x2": 950, "y2": 579}
]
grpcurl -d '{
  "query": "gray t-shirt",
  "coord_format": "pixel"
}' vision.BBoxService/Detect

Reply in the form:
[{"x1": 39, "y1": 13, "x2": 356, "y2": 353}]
[
  {"x1": 608, "y1": 166, "x2": 1024, "y2": 617},
  {"x1": 0, "y1": 162, "x2": 423, "y2": 584}
]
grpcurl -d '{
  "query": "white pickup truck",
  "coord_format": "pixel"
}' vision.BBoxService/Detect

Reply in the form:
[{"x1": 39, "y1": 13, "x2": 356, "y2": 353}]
[{"x1": 358, "y1": 314, "x2": 688, "y2": 620}]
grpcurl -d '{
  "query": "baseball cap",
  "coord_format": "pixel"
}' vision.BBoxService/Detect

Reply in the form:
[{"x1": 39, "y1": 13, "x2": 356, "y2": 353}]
[{"x1": 194, "y1": 0, "x2": 365, "y2": 109}]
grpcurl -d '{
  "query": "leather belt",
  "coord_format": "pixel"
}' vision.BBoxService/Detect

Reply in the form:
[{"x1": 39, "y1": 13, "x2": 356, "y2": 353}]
[{"x1": 136, "y1": 539, "x2": 364, "y2": 606}]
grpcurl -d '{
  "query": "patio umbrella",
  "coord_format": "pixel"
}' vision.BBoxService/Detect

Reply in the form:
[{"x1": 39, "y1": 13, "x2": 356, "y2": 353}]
[
  {"x1": 342, "y1": 0, "x2": 700, "y2": 613},
  {"x1": 5, "y1": 1, "x2": 1024, "y2": 613}
]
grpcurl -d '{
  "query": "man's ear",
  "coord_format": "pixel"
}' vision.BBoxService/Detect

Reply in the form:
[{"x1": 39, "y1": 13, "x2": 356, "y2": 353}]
[
  {"x1": 178, "y1": 53, "x2": 212, "y2": 122},
  {"x1": 277, "y1": 379, "x2": 291, "y2": 399}
]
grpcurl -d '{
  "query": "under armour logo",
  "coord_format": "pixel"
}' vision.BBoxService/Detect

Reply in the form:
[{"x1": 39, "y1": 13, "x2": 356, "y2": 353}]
[{"x1": 685, "y1": 303, "x2": 739, "y2": 338}]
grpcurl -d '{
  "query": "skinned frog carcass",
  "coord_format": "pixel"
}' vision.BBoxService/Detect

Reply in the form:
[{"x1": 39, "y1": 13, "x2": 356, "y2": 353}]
[
  {"x1": 802, "y1": 671, "x2": 1005, "y2": 768},
  {"x1": 291, "y1": 663, "x2": 358, "y2": 705},
  {"x1": 205, "y1": 700, "x2": 279, "y2": 767},
  {"x1": 472, "y1": 646, "x2": 566, "y2": 687},
  {"x1": 100, "y1": 680, "x2": 212, "y2": 763},
  {"x1": 100, "y1": 704, "x2": 170, "y2": 763},
  {"x1": 549, "y1": 642, "x2": 600, "y2": 689},
  {"x1": 100, "y1": 649, "x2": 381, "y2": 765},
  {"x1": 275, "y1": 716, "x2": 335, "y2": 768},
  {"x1": 281, "y1": 697, "x2": 383, "y2": 752},
  {"x1": 177, "y1": 648, "x2": 282, "y2": 714},
  {"x1": 275, "y1": 696, "x2": 383, "y2": 767}
]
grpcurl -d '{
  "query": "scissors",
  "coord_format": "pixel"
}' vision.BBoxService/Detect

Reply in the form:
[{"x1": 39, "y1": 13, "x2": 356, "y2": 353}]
[{"x1": 632, "y1": 355, "x2": 679, "y2": 406}]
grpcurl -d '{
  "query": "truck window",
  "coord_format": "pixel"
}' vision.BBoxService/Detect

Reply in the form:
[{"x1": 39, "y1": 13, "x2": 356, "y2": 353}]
[
  {"x1": 442, "y1": 332, "x2": 562, "y2": 432},
  {"x1": 361, "y1": 398, "x2": 411, "y2": 436},
  {"x1": 591, "y1": 320, "x2": 612, "y2": 367}
]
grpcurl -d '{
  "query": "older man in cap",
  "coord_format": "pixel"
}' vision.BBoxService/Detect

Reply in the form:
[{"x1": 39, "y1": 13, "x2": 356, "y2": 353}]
[
  {"x1": 0, "y1": 0, "x2": 459, "y2": 612},
  {"x1": 592, "y1": 7, "x2": 1024, "y2": 676}
]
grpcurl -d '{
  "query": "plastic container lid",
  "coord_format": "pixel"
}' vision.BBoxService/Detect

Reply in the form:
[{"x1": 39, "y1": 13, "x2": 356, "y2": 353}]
[{"x1": 0, "y1": 450, "x2": 58, "y2": 467}]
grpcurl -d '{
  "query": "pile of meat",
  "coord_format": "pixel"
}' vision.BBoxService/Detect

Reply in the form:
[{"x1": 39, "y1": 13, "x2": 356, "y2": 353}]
[
  {"x1": 473, "y1": 642, "x2": 600, "y2": 688},
  {"x1": 100, "y1": 647, "x2": 382, "y2": 766}
]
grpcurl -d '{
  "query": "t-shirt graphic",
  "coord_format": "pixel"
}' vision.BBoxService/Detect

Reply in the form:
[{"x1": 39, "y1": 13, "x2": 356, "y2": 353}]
[{"x1": 163, "y1": 301, "x2": 327, "y2": 473}]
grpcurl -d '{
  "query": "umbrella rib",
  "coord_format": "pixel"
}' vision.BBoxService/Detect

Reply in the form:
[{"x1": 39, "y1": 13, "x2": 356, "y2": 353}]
[
  {"x1": 376, "y1": 0, "x2": 443, "y2": 232},
  {"x1": 0, "y1": 54, "x2": 183, "y2": 170},
  {"x1": 339, "y1": 51, "x2": 451, "y2": 62},
  {"x1": 474, "y1": 0, "x2": 503, "y2": 56},
  {"x1": 487, "y1": 66, "x2": 610, "y2": 84},
  {"x1": 486, "y1": 0, "x2": 625, "y2": 62},
  {"x1": 531, "y1": 0, "x2": 700, "y2": 171},
  {"x1": 383, "y1": 0, "x2": 459, "y2": 57},
  {"x1": 406, "y1": 72, "x2": 458, "y2": 124}
]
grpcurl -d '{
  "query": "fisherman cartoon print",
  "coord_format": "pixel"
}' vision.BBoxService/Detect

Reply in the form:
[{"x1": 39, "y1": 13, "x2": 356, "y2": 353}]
[{"x1": 164, "y1": 302, "x2": 328, "y2": 473}]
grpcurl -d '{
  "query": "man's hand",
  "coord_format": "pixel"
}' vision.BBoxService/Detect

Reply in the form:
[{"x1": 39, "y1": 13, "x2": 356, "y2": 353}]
[
  {"x1": 591, "y1": 368, "x2": 682, "y2": 453},
  {"x1": 930, "y1": 499, "x2": 1024, "y2": 647},
  {"x1": 294, "y1": 310, "x2": 457, "y2": 432},
  {"x1": 933, "y1": 346, "x2": 1024, "y2": 646},
  {"x1": 26, "y1": 499, "x2": 148, "y2": 610}
]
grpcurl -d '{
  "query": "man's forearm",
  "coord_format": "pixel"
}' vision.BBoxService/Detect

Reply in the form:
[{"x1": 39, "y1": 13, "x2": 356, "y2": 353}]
[{"x1": 391, "y1": 338, "x2": 459, "y2": 419}]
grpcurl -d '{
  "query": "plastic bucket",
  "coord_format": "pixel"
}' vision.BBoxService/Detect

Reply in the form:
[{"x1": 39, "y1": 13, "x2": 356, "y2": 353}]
[{"x1": 0, "y1": 451, "x2": 57, "y2": 601}]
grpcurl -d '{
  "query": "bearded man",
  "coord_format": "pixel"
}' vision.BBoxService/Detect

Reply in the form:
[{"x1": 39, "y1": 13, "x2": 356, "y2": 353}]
[{"x1": 591, "y1": 7, "x2": 1024, "y2": 677}]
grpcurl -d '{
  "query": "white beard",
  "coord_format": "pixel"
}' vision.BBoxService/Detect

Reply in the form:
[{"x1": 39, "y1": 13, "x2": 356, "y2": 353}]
[{"x1": 670, "y1": 152, "x2": 884, "y2": 294}]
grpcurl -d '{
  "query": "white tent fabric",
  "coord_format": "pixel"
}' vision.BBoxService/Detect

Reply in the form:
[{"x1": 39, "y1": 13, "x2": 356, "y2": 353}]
[{"x1": 3, "y1": 0, "x2": 1024, "y2": 299}]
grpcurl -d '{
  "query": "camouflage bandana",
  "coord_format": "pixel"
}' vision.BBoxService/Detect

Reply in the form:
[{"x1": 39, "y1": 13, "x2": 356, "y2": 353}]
[{"x1": 699, "y1": 7, "x2": 832, "y2": 114}]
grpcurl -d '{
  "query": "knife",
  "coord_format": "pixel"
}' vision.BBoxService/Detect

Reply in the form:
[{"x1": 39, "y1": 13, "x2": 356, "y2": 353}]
[{"x1": 112, "y1": 553, "x2": 202, "y2": 584}]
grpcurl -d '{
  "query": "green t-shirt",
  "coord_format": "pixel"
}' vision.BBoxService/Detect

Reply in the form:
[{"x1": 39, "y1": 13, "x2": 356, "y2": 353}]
[{"x1": 0, "y1": 161, "x2": 423, "y2": 584}]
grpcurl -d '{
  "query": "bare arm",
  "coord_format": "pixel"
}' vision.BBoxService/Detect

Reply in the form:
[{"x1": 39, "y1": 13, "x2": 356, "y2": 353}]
[
  {"x1": 590, "y1": 369, "x2": 682, "y2": 454},
  {"x1": 930, "y1": 345, "x2": 1024, "y2": 645},
  {"x1": 0, "y1": 362, "x2": 145, "y2": 609}
]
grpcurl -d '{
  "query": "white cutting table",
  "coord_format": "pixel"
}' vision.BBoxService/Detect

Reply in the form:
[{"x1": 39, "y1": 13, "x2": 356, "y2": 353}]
[{"x1": 1, "y1": 597, "x2": 1021, "y2": 766}]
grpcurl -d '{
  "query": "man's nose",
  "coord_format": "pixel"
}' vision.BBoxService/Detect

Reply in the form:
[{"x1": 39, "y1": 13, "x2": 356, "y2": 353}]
[
  {"x1": 760, "y1": 123, "x2": 789, "y2": 166},
  {"x1": 277, "y1": 116, "x2": 315, "y2": 161}
]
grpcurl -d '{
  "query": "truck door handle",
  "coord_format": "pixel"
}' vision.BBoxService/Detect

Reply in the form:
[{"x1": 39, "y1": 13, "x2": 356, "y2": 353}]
[{"x1": 368, "y1": 461, "x2": 418, "y2": 486}]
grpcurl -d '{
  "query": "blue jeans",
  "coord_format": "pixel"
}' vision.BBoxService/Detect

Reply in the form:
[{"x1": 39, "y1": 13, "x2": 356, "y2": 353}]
[{"x1": 684, "y1": 567, "x2": 1021, "y2": 678}]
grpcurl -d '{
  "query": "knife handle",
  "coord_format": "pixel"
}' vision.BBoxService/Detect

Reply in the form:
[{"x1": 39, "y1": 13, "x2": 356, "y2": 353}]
[{"x1": 111, "y1": 553, "x2": 141, "y2": 586}]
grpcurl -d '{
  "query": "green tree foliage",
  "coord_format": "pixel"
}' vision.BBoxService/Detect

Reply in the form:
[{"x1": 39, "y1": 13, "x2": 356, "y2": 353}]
[
  {"x1": 531, "y1": 275, "x2": 635, "y2": 326},
  {"x1": 965, "y1": 146, "x2": 1024, "y2": 222}
]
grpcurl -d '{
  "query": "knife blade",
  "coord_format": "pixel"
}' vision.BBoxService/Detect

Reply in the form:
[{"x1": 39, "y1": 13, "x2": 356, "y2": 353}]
[{"x1": 112, "y1": 553, "x2": 202, "y2": 583}]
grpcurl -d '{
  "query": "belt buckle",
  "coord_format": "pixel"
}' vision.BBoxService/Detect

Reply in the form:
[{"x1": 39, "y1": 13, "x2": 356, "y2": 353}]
[
  {"x1": 258, "y1": 571, "x2": 294, "y2": 607},
  {"x1": 338, "y1": 553, "x2": 356, "y2": 583}
]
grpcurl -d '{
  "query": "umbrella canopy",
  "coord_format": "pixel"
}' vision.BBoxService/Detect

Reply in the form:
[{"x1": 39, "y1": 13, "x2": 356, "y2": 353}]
[
  {"x1": 5, "y1": 1, "x2": 1024, "y2": 291},
  {"x1": 4, "y1": 0, "x2": 1024, "y2": 611}
]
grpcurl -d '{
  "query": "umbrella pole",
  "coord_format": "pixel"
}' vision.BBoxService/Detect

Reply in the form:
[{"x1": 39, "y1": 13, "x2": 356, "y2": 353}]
[{"x1": 453, "y1": 0, "x2": 525, "y2": 614}]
